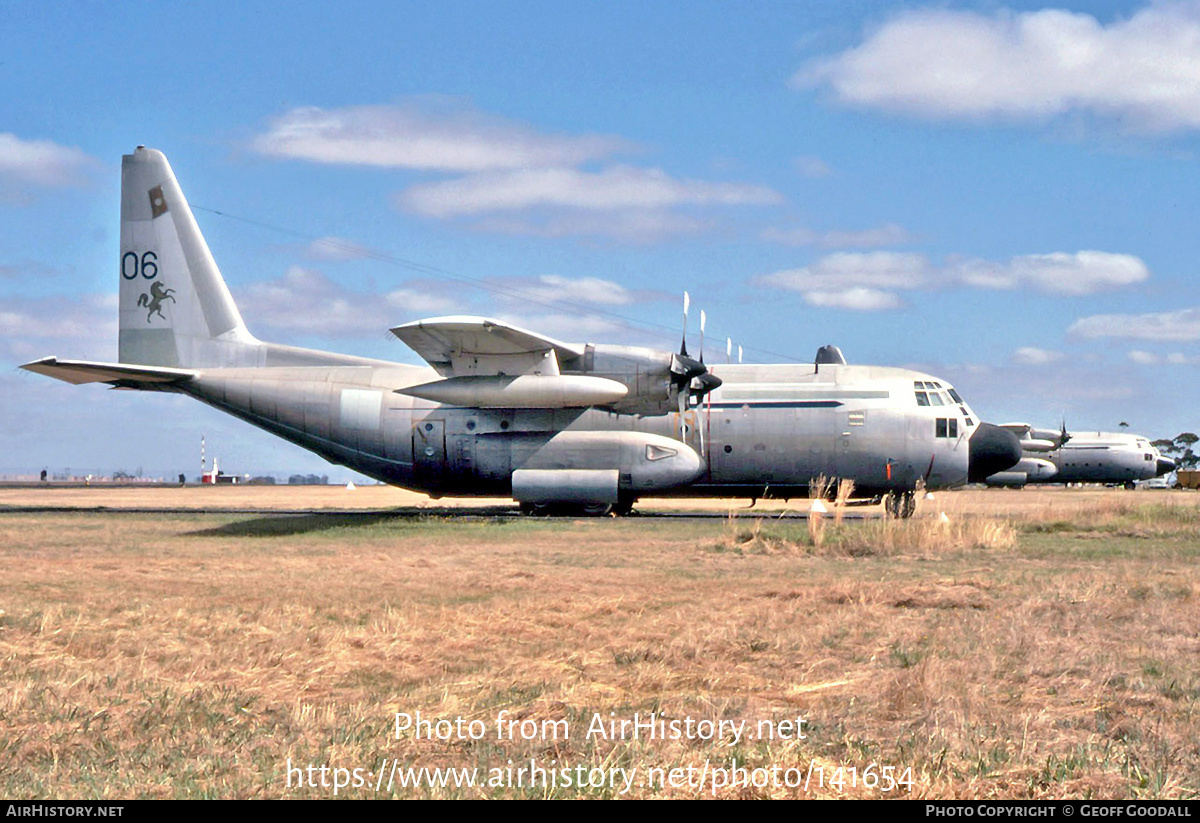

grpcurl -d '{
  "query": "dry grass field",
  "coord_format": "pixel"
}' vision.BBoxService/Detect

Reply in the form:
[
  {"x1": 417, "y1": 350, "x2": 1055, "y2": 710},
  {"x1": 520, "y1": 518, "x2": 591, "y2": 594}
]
[{"x1": 2, "y1": 486, "x2": 1199, "y2": 799}]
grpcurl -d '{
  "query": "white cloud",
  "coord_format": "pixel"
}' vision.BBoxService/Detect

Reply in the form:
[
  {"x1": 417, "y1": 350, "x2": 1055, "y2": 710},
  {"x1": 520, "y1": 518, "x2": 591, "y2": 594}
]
[
  {"x1": 761, "y1": 251, "x2": 931, "y2": 291},
  {"x1": 238, "y1": 266, "x2": 462, "y2": 337},
  {"x1": 759, "y1": 250, "x2": 1149, "y2": 310},
  {"x1": 498, "y1": 274, "x2": 636, "y2": 307},
  {"x1": 956, "y1": 251, "x2": 1148, "y2": 295},
  {"x1": 1070, "y1": 307, "x2": 1200, "y2": 341},
  {"x1": 1012, "y1": 347, "x2": 1064, "y2": 365},
  {"x1": 255, "y1": 100, "x2": 782, "y2": 244},
  {"x1": 1126, "y1": 349, "x2": 1200, "y2": 366},
  {"x1": 0, "y1": 134, "x2": 98, "y2": 201},
  {"x1": 396, "y1": 165, "x2": 783, "y2": 218},
  {"x1": 797, "y1": 4, "x2": 1200, "y2": 133},
  {"x1": 0, "y1": 294, "x2": 116, "y2": 362},
  {"x1": 253, "y1": 102, "x2": 630, "y2": 171},
  {"x1": 803, "y1": 287, "x2": 904, "y2": 311}
]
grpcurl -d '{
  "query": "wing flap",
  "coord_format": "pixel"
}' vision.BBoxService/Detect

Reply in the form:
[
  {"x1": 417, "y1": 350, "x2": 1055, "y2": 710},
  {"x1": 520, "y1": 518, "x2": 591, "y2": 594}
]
[{"x1": 21, "y1": 357, "x2": 196, "y2": 386}]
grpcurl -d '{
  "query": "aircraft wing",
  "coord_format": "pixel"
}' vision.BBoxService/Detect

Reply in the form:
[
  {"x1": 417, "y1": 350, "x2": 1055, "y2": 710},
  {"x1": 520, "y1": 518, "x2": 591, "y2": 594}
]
[
  {"x1": 390, "y1": 316, "x2": 585, "y2": 377},
  {"x1": 998, "y1": 422, "x2": 1033, "y2": 437},
  {"x1": 21, "y1": 357, "x2": 196, "y2": 387},
  {"x1": 997, "y1": 421, "x2": 1065, "y2": 451}
]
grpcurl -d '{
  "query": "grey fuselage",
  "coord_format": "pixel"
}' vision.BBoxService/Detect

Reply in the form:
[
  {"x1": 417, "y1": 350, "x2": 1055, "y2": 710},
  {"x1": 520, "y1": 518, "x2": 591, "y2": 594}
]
[
  {"x1": 986, "y1": 431, "x2": 1170, "y2": 487},
  {"x1": 167, "y1": 358, "x2": 977, "y2": 499},
  {"x1": 1043, "y1": 434, "x2": 1166, "y2": 484}
]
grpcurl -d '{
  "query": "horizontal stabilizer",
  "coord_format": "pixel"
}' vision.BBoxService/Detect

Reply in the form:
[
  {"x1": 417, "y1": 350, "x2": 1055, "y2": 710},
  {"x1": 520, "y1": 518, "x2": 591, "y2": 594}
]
[
  {"x1": 21, "y1": 357, "x2": 195, "y2": 386},
  {"x1": 391, "y1": 316, "x2": 584, "y2": 377}
]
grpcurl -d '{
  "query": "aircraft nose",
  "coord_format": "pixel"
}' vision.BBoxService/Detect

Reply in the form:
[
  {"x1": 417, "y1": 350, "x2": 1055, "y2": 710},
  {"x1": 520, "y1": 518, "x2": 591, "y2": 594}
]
[
  {"x1": 968, "y1": 423, "x2": 1023, "y2": 482},
  {"x1": 1157, "y1": 456, "x2": 1176, "y2": 476}
]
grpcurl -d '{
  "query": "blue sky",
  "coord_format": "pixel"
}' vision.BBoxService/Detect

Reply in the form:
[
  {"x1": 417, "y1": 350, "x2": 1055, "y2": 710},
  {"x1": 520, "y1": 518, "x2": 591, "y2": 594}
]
[{"x1": 2, "y1": 1, "x2": 1198, "y2": 479}]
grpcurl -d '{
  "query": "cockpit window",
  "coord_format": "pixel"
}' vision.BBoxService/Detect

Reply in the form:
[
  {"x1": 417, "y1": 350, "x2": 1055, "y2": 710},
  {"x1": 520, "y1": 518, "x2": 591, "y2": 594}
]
[
  {"x1": 915, "y1": 391, "x2": 930, "y2": 406},
  {"x1": 948, "y1": 388, "x2": 963, "y2": 404}
]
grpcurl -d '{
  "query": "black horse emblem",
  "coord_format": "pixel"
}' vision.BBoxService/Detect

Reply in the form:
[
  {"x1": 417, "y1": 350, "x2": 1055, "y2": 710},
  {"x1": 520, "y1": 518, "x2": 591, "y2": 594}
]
[{"x1": 137, "y1": 282, "x2": 176, "y2": 322}]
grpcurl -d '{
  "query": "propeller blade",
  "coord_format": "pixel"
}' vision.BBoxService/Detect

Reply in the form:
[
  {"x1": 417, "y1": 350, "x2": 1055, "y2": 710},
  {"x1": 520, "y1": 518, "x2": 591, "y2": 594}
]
[
  {"x1": 726, "y1": 337, "x2": 732, "y2": 364},
  {"x1": 679, "y1": 291, "x2": 690, "y2": 357},
  {"x1": 669, "y1": 296, "x2": 722, "y2": 426},
  {"x1": 678, "y1": 385, "x2": 688, "y2": 441}
]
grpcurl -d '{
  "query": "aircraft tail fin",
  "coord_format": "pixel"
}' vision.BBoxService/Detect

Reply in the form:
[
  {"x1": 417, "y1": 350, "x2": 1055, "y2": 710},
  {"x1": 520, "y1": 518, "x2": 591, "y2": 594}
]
[{"x1": 119, "y1": 147, "x2": 262, "y2": 368}]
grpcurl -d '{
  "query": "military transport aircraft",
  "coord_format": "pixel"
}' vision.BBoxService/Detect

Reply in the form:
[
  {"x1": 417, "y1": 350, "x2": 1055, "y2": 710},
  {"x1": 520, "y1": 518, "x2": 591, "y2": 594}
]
[
  {"x1": 21, "y1": 148, "x2": 1021, "y2": 516},
  {"x1": 985, "y1": 424, "x2": 1175, "y2": 489}
]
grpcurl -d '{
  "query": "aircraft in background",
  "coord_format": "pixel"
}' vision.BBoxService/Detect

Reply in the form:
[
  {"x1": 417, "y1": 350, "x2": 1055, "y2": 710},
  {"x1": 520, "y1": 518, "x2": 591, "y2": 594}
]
[
  {"x1": 22, "y1": 148, "x2": 1021, "y2": 516},
  {"x1": 986, "y1": 424, "x2": 1174, "y2": 489}
]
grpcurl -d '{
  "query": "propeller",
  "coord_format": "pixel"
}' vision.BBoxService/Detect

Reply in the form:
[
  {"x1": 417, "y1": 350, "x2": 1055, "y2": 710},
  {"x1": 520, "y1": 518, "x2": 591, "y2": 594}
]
[
  {"x1": 669, "y1": 292, "x2": 722, "y2": 443},
  {"x1": 1059, "y1": 419, "x2": 1071, "y2": 447}
]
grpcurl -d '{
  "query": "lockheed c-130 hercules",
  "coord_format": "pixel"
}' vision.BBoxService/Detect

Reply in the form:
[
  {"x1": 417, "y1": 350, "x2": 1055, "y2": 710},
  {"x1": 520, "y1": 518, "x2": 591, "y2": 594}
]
[
  {"x1": 985, "y1": 424, "x2": 1175, "y2": 489},
  {"x1": 22, "y1": 148, "x2": 1021, "y2": 516}
]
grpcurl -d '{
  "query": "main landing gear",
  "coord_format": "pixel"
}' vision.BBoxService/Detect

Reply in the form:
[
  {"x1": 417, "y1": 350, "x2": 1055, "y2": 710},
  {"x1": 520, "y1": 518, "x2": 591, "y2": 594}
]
[
  {"x1": 519, "y1": 495, "x2": 636, "y2": 517},
  {"x1": 884, "y1": 489, "x2": 917, "y2": 519}
]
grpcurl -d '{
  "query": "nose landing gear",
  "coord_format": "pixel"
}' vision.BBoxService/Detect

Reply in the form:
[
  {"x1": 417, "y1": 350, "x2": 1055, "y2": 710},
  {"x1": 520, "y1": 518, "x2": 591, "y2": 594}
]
[{"x1": 884, "y1": 489, "x2": 917, "y2": 519}]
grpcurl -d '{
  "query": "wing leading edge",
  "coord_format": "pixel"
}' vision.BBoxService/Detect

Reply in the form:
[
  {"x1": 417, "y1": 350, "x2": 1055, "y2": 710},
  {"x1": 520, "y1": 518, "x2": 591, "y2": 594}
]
[{"x1": 390, "y1": 316, "x2": 585, "y2": 377}]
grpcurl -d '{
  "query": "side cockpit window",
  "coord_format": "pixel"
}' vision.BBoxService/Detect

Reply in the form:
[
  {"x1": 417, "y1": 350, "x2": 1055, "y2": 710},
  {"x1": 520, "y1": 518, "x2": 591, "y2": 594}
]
[{"x1": 935, "y1": 418, "x2": 959, "y2": 439}]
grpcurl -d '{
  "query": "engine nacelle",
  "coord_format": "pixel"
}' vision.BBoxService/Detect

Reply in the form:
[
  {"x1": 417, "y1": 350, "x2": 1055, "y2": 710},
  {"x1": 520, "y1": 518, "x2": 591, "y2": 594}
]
[
  {"x1": 399, "y1": 374, "x2": 628, "y2": 408},
  {"x1": 550, "y1": 344, "x2": 718, "y2": 416},
  {"x1": 985, "y1": 471, "x2": 1029, "y2": 487}
]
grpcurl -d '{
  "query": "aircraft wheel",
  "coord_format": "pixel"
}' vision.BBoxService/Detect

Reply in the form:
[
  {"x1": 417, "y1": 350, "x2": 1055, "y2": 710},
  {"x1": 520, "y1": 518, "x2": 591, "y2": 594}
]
[
  {"x1": 885, "y1": 490, "x2": 917, "y2": 519},
  {"x1": 520, "y1": 502, "x2": 619, "y2": 516},
  {"x1": 611, "y1": 495, "x2": 636, "y2": 517},
  {"x1": 1124, "y1": 481, "x2": 1136, "y2": 490}
]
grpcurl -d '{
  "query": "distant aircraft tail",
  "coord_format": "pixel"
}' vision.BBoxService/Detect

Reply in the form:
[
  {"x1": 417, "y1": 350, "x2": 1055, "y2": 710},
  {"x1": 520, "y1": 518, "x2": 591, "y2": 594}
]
[{"x1": 118, "y1": 147, "x2": 262, "y2": 368}]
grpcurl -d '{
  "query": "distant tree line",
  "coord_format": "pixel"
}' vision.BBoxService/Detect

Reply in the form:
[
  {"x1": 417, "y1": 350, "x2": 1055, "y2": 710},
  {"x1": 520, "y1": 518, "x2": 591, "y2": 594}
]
[
  {"x1": 1152, "y1": 433, "x2": 1198, "y2": 470},
  {"x1": 288, "y1": 474, "x2": 330, "y2": 485}
]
